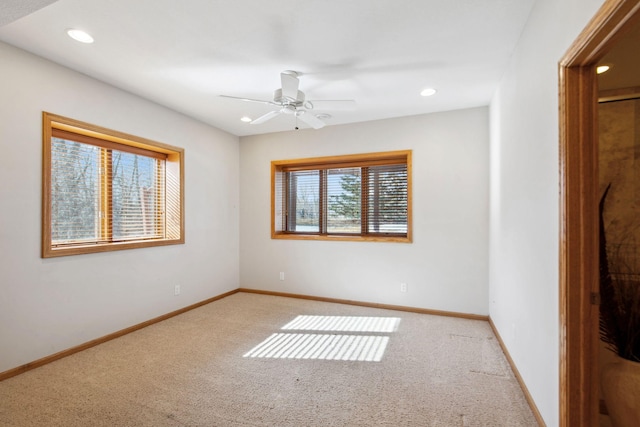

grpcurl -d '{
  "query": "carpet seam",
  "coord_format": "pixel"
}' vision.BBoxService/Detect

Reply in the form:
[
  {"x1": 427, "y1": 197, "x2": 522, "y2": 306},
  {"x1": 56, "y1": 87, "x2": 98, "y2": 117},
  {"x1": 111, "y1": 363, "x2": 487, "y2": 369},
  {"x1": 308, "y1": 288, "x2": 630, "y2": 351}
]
[{"x1": 1, "y1": 284, "x2": 540, "y2": 427}]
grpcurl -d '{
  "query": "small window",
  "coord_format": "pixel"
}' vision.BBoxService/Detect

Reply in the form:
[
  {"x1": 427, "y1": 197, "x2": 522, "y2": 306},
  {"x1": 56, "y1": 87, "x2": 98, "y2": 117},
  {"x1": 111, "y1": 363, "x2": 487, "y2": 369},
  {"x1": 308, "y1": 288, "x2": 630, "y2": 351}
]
[
  {"x1": 272, "y1": 150, "x2": 412, "y2": 242},
  {"x1": 42, "y1": 112, "x2": 184, "y2": 257}
]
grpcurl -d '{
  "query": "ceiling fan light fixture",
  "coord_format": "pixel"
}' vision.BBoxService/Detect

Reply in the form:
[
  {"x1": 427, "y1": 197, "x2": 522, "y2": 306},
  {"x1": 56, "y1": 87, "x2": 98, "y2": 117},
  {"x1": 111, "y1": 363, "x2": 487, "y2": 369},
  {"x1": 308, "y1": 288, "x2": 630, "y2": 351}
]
[
  {"x1": 420, "y1": 88, "x2": 437, "y2": 97},
  {"x1": 240, "y1": 116, "x2": 252, "y2": 122},
  {"x1": 66, "y1": 29, "x2": 94, "y2": 44},
  {"x1": 222, "y1": 70, "x2": 354, "y2": 130}
]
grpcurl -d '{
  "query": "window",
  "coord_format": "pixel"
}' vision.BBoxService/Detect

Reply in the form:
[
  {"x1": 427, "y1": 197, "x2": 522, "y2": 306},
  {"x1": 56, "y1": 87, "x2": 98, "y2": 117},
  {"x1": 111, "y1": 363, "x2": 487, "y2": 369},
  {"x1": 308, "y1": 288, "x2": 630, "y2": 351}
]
[
  {"x1": 272, "y1": 150, "x2": 411, "y2": 242},
  {"x1": 42, "y1": 112, "x2": 184, "y2": 257}
]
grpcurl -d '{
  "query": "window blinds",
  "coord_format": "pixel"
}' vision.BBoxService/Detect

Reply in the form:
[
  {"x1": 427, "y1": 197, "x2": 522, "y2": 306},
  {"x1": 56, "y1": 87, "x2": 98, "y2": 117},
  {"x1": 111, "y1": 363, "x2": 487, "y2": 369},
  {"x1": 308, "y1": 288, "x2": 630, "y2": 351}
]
[
  {"x1": 50, "y1": 134, "x2": 166, "y2": 246},
  {"x1": 50, "y1": 138, "x2": 100, "y2": 243},
  {"x1": 275, "y1": 155, "x2": 409, "y2": 237}
]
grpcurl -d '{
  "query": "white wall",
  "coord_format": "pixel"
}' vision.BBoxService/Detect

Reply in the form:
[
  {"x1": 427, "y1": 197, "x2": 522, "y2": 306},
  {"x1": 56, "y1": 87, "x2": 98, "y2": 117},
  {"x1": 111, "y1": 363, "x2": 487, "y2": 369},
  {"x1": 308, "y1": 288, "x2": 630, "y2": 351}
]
[
  {"x1": 240, "y1": 108, "x2": 489, "y2": 315},
  {"x1": 5, "y1": 1, "x2": 615, "y2": 418},
  {"x1": 0, "y1": 42, "x2": 240, "y2": 373},
  {"x1": 489, "y1": 0, "x2": 606, "y2": 424}
]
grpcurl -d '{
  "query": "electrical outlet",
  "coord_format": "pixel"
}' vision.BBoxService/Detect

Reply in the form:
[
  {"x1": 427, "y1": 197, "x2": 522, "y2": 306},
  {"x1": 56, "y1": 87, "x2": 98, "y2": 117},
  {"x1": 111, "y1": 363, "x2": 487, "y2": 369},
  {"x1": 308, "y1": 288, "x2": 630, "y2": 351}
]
[
  {"x1": 400, "y1": 283, "x2": 408, "y2": 292},
  {"x1": 174, "y1": 285, "x2": 180, "y2": 295},
  {"x1": 279, "y1": 272, "x2": 285, "y2": 281}
]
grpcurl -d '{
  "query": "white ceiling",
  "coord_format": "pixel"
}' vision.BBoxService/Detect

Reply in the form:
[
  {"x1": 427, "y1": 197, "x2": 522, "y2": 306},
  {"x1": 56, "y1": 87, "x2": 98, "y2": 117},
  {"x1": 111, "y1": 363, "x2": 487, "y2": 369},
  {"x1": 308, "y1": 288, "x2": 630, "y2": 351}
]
[
  {"x1": 0, "y1": 0, "x2": 58, "y2": 27},
  {"x1": 0, "y1": 0, "x2": 535, "y2": 136}
]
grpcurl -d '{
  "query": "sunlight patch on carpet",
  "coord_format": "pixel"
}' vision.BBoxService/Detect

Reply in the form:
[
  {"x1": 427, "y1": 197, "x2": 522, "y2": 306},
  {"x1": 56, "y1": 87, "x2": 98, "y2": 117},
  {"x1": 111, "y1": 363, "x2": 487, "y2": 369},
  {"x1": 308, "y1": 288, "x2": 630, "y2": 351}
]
[
  {"x1": 281, "y1": 315, "x2": 400, "y2": 333},
  {"x1": 243, "y1": 333, "x2": 389, "y2": 362}
]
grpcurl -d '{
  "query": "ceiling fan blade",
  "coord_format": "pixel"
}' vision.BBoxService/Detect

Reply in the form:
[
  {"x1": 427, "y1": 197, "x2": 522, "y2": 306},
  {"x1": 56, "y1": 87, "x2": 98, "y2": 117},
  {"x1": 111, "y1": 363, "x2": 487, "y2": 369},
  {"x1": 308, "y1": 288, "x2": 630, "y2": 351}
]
[
  {"x1": 297, "y1": 111, "x2": 325, "y2": 129},
  {"x1": 305, "y1": 100, "x2": 356, "y2": 111},
  {"x1": 281, "y1": 71, "x2": 300, "y2": 100},
  {"x1": 250, "y1": 110, "x2": 281, "y2": 125},
  {"x1": 219, "y1": 95, "x2": 277, "y2": 106}
]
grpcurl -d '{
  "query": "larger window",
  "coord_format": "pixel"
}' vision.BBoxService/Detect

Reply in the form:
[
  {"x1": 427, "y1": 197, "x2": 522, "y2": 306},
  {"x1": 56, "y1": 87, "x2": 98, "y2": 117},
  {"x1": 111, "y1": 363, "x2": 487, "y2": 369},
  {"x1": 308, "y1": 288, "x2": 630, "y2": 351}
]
[
  {"x1": 272, "y1": 150, "x2": 411, "y2": 242},
  {"x1": 42, "y1": 112, "x2": 184, "y2": 257}
]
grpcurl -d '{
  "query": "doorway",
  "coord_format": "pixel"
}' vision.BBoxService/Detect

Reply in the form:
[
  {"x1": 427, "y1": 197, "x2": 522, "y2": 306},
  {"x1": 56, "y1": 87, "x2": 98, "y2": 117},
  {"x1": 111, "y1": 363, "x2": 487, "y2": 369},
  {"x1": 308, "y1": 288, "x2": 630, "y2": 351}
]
[{"x1": 559, "y1": 0, "x2": 640, "y2": 425}]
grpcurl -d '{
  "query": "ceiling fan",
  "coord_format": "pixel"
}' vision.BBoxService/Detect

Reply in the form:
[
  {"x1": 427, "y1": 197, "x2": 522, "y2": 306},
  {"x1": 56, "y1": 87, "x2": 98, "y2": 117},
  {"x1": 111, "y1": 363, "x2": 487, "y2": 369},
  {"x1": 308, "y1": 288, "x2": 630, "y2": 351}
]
[{"x1": 220, "y1": 70, "x2": 356, "y2": 129}]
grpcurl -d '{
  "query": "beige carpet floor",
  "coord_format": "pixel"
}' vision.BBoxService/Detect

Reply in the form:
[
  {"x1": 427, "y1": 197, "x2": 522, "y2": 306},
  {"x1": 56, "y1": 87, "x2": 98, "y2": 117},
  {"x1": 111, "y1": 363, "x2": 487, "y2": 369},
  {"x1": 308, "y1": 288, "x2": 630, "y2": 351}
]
[{"x1": 0, "y1": 292, "x2": 538, "y2": 426}]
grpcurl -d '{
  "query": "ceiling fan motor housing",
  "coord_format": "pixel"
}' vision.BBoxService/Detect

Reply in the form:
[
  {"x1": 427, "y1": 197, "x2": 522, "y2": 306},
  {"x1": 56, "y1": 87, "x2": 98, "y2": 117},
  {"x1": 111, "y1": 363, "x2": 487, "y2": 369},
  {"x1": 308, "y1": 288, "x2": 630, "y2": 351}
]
[
  {"x1": 219, "y1": 70, "x2": 352, "y2": 129},
  {"x1": 274, "y1": 88, "x2": 305, "y2": 107}
]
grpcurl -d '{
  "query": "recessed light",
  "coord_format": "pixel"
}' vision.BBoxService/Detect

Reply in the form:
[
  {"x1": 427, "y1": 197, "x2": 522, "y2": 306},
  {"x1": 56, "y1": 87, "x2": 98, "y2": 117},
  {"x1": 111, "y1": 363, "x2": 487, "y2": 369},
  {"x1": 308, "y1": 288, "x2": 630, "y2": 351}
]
[
  {"x1": 67, "y1": 29, "x2": 94, "y2": 44},
  {"x1": 420, "y1": 88, "x2": 437, "y2": 97},
  {"x1": 240, "y1": 116, "x2": 252, "y2": 123},
  {"x1": 596, "y1": 65, "x2": 611, "y2": 74}
]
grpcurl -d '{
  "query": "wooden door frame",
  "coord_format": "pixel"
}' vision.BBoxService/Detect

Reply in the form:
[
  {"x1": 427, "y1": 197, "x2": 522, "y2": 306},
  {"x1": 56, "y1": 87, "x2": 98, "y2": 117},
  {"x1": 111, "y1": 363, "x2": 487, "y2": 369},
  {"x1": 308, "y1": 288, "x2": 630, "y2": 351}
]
[{"x1": 559, "y1": 0, "x2": 640, "y2": 425}]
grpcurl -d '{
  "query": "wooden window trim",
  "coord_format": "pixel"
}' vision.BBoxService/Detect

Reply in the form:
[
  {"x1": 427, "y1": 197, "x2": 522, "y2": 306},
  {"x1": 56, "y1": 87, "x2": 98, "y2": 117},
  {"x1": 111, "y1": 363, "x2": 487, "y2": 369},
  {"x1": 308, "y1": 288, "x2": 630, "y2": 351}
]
[
  {"x1": 42, "y1": 112, "x2": 185, "y2": 258},
  {"x1": 271, "y1": 150, "x2": 412, "y2": 243},
  {"x1": 52, "y1": 128, "x2": 168, "y2": 160}
]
